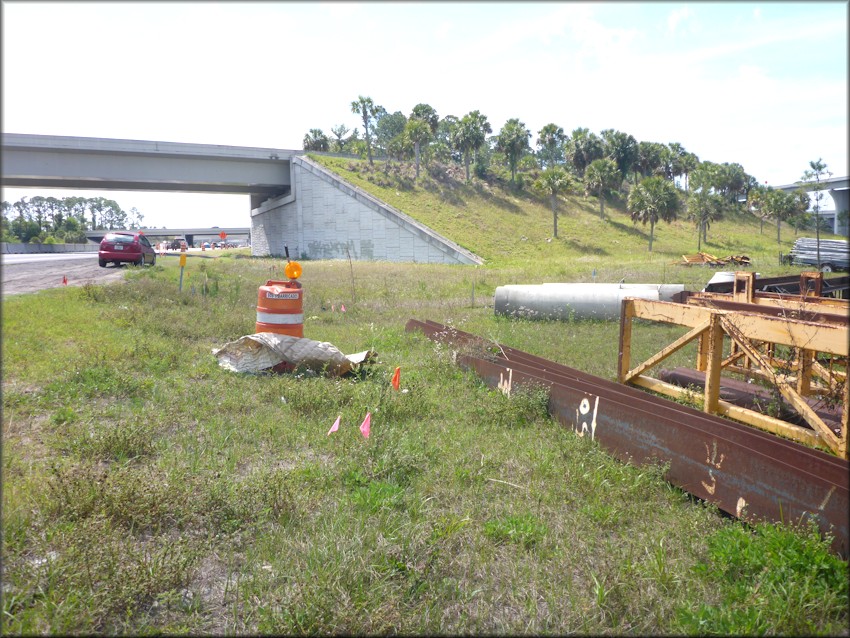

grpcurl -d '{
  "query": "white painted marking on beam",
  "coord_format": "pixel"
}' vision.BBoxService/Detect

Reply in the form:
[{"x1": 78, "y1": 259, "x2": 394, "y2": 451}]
[
  {"x1": 498, "y1": 368, "x2": 513, "y2": 397},
  {"x1": 575, "y1": 395, "x2": 600, "y2": 440},
  {"x1": 819, "y1": 486, "x2": 836, "y2": 511}
]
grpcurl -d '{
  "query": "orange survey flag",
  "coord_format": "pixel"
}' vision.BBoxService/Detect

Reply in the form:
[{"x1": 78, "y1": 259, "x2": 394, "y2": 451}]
[{"x1": 391, "y1": 367, "x2": 400, "y2": 391}]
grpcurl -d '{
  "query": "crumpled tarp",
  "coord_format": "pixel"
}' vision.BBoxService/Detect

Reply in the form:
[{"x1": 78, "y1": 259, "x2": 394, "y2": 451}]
[{"x1": 212, "y1": 332, "x2": 376, "y2": 376}]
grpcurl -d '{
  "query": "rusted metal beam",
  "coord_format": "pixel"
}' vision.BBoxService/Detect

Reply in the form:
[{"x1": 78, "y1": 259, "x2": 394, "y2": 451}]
[{"x1": 406, "y1": 319, "x2": 850, "y2": 557}]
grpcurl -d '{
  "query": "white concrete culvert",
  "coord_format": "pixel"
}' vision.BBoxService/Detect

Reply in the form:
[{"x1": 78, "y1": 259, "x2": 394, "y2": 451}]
[{"x1": 493, "y1": 282, "x2": 685, "y2": 321}]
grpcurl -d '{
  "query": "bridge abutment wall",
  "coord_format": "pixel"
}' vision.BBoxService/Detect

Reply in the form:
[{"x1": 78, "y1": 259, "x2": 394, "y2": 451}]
[{"x1": 249, "y1": 156, "x2": 482, "y2": 265}]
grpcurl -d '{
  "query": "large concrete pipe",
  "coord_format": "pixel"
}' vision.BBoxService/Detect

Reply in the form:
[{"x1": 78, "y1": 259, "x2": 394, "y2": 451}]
[{"x1": 494, "y1": 283, "x2": 685, "y2": 321}]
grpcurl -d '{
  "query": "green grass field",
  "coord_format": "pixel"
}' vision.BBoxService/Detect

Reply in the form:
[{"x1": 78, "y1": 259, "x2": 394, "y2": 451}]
[{"x1": 3, "y1": 161, "x2": 848, "y2": 634}]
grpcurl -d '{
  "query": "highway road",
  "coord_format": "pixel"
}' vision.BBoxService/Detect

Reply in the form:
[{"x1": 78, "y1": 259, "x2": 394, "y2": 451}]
[
  {"x1": 2, "y1": 252, "x2": 128, "y2": 296},
  {"x1": 1, "y1": 249, "x2": 217, "y2": 296},
  {"x1": 2, "y1": 252, "x2": 100, "y2": 265}
]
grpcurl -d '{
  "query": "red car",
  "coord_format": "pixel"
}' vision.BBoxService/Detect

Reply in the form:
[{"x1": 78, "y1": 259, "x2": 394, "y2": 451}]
[{"x1": 98, "y1": 231, "x2": 156, "y2": 267}]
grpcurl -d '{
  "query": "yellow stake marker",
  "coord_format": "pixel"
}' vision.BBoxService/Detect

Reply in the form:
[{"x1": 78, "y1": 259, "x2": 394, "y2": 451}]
[{"x1": 179, "y1": 252, "x2": 187, "y2": 291}]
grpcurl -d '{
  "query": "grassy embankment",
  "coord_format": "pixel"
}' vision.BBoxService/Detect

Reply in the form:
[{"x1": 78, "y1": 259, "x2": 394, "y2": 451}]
[{"x1": 2, "y1": 159, "x2": 847, "y2": 634}]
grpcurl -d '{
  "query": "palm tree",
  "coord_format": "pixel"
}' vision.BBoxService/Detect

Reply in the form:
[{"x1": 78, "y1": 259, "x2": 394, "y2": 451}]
[
  {"x1": 409, "y1": 103, "x2": 439, "y2": 177},
  {"x1": 601, "y1": 129, "x2": 638, "y2": 185},
  {"x1": 404, "y1": 119, "x2": 432, "y2": 179},
  {"x1": 452, "y1": 110, "x2": 491, "y2": 181},
  {"x1": 687, "y1": 189, "x2": 723, "y2": 250},
  {"x1": 330, "y1": 124, "x2": 350, "y2": 153},
  {"x1": 536, "y1": 123, "x2": 566, "y2": 169},
  {"x1": 569, "y1": 128, "x2": 603, "y2": 177},
  {"x1": 533, "y1": 166, "x2": 575, "y2": 238},
  {"x1": 720, "y1": 162, "x2": 748, "y2": 206},
  {"x1": 635, "y1": 141, "x2": 665, "y2": 183},
  {"x1": 628, "y1": 176, "x2": 681, "y2": 251},
  {"x1": 350, "y1": 95, "x2": 383, "y2": 165},
  {"x1": 495, "y1": 118, "x2": 531, "y2": 184},
  {"x1": 302, "y1": 129, "x2": 329, "y2": 152},
  {"x1": 663, "y1": 142, "x2": 687, "y2": 184},
  {"x1": 583, "y1": 158, "x2": 620, "y2": 217},
  {"x1": 762, "y1": 189, "x2": 804, "y2": 250},
  {"x1": 410, "y1": 103, "x2": 439, "y2": 133},
  {"x1": 680, "y1": 152, "x2": 700, "y2": 192}
]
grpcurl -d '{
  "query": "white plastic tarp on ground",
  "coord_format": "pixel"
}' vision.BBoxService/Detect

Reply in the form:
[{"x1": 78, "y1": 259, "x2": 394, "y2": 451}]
[{"x1": 213, "y1": 332, "x2": 375, "y2": 376}]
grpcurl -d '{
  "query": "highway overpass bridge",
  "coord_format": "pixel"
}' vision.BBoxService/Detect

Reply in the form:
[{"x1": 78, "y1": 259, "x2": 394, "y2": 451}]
[
  {"x1": 1, "y1": 133, "x2": 482, "y2": 265},
  {"x1": 773, "y1": 175, "x2": 849, "y2": 236}
]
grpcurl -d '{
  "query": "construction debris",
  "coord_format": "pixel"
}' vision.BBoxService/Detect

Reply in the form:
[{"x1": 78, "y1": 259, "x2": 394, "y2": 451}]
[
  {"x1": 677, "y1": 252, "x2": 751, "y2": 267},
  {"x1": 213, "y1": 333, "x2": 376, "y2": 376}
]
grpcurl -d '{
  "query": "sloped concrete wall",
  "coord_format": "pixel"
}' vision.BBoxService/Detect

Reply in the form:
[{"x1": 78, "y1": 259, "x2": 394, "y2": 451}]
[{"x1": 250, "y1": 156, "x2": 482, "y2": 265}]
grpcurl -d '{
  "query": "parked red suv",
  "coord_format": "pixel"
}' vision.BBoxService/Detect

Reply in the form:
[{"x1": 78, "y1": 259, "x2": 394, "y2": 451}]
[{"x1": 99, "y1": 232, "x2": 156, "y2": 267}]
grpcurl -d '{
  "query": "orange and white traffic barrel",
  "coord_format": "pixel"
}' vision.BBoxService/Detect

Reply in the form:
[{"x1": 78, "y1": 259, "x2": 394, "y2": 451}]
[{"x1": 256, "y1": 280, "x2": 303, "y2": 337}]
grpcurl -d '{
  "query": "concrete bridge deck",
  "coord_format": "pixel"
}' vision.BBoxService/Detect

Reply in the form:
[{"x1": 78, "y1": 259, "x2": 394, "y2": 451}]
[{"x1": 2, "y1": 133, "x2": 296, "y2": 209}]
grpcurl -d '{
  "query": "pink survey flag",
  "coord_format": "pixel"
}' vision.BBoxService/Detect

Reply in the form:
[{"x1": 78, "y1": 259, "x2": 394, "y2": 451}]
[
  {"x1": 359, "y1": 412, "x2": 371, "y2": 438},
  {"x1": 341, "y1": 303, "x2": 346, "y2": 313},
  {"x1": 391, "y1": 366, "x2": 400, "y2": 391},
  {"x1": 327, "y1": 415, "x2": 340, "y2": 436}
]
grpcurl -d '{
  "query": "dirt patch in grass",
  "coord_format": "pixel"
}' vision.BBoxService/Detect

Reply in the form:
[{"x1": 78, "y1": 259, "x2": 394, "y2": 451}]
[{"x1": 189, "y1": 552, "x2": 239, "y2": 633}]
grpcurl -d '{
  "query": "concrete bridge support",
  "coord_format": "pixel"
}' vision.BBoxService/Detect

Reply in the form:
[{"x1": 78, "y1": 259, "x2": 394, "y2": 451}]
[
  {"x1": 829, "y1": 188, "x2": 848, "y2": 236},
  {"x1": 775, "y1": 176, "x2": 849, "y2": 237},
  {"x1": 249, "y1": 156, "x2": 482, "y2": 265}
]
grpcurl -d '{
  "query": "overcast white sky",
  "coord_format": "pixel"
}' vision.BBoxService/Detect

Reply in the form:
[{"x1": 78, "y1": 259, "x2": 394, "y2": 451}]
[{"x1": 2, "y1": 1, "x2": 847, "y2": 228}]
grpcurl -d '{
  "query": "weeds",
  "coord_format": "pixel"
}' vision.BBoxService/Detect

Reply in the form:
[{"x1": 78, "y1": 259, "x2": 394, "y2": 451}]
[
  {"x1": 675, "y1": 519, "x2": 849, "y2": 635},
  {"x1": 483, "y1": 513, "x2": 548, "y2": 549},
  {"x1": 2, "y1": 514, "x2": 200, "y2": 634}
]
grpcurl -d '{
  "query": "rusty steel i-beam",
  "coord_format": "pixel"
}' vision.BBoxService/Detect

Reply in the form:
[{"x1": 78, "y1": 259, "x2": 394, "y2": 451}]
[{"x1": 406, "y1": 319, "x2": 849, "y2": 558}]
